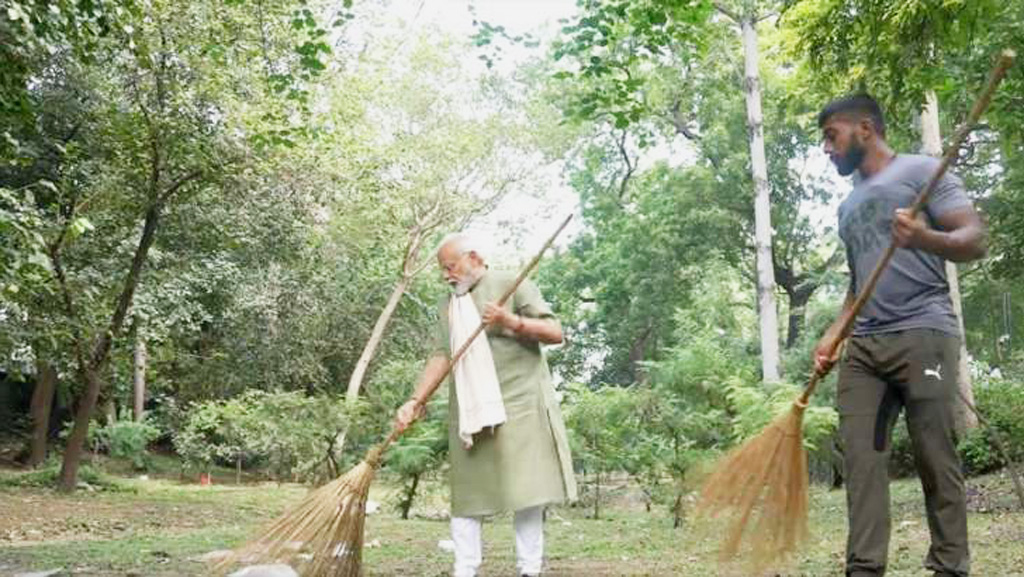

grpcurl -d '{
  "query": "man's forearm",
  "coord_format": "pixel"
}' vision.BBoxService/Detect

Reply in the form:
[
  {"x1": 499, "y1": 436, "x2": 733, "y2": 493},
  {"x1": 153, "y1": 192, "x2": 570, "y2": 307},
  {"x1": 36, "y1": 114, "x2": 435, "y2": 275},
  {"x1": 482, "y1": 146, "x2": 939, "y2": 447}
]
[
  {"x1": 506, "y1": 315, "x2": 563, "y2": 344},
  {"x1": 917, "y1": 224, "x2": 987, "y2": 262}
]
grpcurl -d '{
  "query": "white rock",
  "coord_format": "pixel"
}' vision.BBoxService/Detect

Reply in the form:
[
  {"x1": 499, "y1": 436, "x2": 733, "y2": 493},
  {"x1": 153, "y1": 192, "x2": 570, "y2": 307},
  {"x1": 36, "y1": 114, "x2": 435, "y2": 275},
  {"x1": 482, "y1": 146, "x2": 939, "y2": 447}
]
[
  {"x1": 366, "y1": 538, "x2": 381, "y2": 548},
  {"x1": 14, "y1": 570, "x2": 64, "y2": 577},
  {"x1": 365, "y1": 499, "x2": 380, "y2": 515},
  {"x1": 190, "y1": 550, "x2": 233, "y2": 563},
  {"x1": 228, "y1": 564, "x2": 298, "y2": 577},
  {"x1": 437, "y1": 539, "x2": 456, "y2": 553}
]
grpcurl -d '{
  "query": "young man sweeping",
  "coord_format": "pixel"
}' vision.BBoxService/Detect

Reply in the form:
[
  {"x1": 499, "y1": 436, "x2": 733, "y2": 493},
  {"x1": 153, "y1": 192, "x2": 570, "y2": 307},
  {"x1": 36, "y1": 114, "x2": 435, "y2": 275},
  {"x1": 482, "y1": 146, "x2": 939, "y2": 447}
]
[
  {"x1": 813, "y1": 94, "x2": 986, "y2": 577},
  {"x1": 394, "y1": 233, "x2": 576, "y2": 577}
]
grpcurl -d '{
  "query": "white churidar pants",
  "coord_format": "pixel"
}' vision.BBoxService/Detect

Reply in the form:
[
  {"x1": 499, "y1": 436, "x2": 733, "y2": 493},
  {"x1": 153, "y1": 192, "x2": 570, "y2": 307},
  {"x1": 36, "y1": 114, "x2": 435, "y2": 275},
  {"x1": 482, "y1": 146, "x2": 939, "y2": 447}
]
[{"x1": 451, "y1": 505, "x2": 544, "y2": 577}]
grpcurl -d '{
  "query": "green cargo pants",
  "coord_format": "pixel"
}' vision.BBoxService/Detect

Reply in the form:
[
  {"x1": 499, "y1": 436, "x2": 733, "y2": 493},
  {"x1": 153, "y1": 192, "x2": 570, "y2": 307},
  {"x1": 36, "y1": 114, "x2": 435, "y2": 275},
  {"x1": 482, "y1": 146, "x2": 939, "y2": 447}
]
[{"x1": 837, "y1": 329, "x2": 969, "y2": 577}]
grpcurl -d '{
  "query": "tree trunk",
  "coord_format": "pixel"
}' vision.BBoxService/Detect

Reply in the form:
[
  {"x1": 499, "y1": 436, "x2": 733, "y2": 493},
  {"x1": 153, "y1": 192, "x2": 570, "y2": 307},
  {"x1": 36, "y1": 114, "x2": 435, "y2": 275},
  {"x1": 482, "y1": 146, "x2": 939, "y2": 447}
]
[
  {"x1": 921, "y1": 89, "x2": 978, "y2": 431},
  {"x1": 946, "y1": 262, "x2": 977, "y2": 430},
  {"x1": 627, "y1": 325, "x2": 654, "y2": 384},
  {"x1": 133, "y1": 334, "x2": 147, "y2": 421},
  {"x1": 59, "y1": 367, "x2": 104, "y2": 489},
  {"x1": 59, "y1": 202, "x2": 166, "y2": 491},
  {"x1": 346, "y1": 275, "x2": 412, "y2": 403},
  {"x1": 400, "y1": 472, "x2": 421, "y2": 520},
  {"x1": 785, "y1": 286, "x2": 815, "y2": 349},
  {"x1": 27, "y1": 362, "x2": 58, "y2": 467},
  {"x1": 103, "y1": 398, "x2": 117, "y2": 426},
  {"x1": 672, "y1": 489, "x2": 684, "y2": 529},
  {"x1": 741, "y1": 17, "x2": 780, "y2": 382}
]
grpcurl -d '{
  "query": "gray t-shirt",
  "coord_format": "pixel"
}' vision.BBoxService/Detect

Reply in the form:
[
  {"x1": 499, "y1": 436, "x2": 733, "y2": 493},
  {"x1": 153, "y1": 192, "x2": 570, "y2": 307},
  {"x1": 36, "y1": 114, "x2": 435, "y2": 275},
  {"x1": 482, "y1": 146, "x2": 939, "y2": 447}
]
[{"x1": 838, "y1": 154, "x2": 972, "y2": 337}]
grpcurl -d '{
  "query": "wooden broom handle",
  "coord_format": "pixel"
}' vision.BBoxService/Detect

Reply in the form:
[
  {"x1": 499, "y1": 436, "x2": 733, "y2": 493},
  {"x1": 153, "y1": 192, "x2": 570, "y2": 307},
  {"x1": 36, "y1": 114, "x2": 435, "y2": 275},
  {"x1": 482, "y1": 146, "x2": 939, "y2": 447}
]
[
  {"x1": 380, "y1": 213, "x2": 574, "y2": 450},
  {"x1": 799, "y1": 49, "x2": 1015, "y2": 406}
]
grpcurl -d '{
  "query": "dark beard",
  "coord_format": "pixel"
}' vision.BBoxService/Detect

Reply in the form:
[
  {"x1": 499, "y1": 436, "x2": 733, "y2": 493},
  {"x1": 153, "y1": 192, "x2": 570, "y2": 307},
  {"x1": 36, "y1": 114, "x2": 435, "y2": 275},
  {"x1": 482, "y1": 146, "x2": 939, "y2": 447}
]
[{"x1": 835, "y1": 140, "x2": 866, "y2": 176}]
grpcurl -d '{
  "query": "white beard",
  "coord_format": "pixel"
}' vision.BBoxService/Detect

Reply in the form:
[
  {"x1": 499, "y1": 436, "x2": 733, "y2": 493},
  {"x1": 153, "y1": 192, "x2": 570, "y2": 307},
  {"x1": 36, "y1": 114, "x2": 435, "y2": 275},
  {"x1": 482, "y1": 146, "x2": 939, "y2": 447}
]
[{"x1": 453, "y1": 268, "x2": 483, "y2": 296}]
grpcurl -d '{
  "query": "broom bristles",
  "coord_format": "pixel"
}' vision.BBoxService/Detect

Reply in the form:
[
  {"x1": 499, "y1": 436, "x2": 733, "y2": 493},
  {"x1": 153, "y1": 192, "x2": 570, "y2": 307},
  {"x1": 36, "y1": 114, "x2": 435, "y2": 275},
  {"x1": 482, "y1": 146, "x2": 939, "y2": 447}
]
[
  {"x1": 695, "y1": 403, "x2": 809, "y2": 571},
  {"x1": 213, "y1": 448, "x2": 383, "y2": 577}
]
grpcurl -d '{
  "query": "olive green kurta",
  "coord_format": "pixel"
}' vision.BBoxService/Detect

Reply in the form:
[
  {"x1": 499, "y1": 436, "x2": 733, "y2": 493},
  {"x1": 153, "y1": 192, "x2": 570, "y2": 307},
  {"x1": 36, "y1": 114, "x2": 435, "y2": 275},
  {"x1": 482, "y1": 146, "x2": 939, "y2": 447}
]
[{"x1": 435, "y1": 270, "x2": 577, "y2": 517}]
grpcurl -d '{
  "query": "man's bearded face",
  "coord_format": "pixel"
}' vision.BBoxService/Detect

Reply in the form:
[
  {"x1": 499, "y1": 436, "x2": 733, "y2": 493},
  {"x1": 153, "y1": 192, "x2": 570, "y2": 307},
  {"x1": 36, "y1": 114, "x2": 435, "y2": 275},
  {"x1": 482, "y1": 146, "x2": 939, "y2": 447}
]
[
  {"x1": 438, "y1": 246, "x2": 484, "y2": 295},
  {"x1": 822, "y1": 117, "x2": 867, "y2": 176}
]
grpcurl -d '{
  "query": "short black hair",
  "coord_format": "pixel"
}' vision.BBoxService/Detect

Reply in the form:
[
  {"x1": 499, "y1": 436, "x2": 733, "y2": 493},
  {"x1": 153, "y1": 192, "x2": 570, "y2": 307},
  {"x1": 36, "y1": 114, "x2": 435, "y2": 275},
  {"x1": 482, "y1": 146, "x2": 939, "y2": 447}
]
[{"x1": 817, "y1": 94, "x2": 886, "y2": 137}]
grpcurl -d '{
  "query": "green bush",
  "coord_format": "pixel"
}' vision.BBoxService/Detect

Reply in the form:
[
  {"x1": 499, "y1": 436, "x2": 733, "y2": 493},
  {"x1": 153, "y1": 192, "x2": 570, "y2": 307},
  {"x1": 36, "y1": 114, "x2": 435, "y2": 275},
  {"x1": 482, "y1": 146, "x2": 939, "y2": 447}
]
[
  {"x1": 959, "y1": 378, "x2": 1024, "y2": 475},
  {"x1": 386, "y1": 397, "x2": 448, "y2": 519},
  {"x1": 173, "y1": 390, "x2": 364, "y2": 483},
  {"x1": 885, "y1": 378, "x2": 1024, "y2": 478},
  {"x1": 888, "y1": 419, "x2": 917, "y2": 478},
  {"x1": 0, "y1": 458, "x2": 129, "y2": 491},
  {"x1": 92, "y1": 419, "x2": 161, "y2": 470}
]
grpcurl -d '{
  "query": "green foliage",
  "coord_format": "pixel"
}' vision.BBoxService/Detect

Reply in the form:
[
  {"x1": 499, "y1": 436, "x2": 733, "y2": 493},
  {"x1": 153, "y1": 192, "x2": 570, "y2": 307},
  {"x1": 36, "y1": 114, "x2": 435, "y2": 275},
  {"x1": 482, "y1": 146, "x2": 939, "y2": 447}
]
[
  {"x1": 551, "y1": 0, "x2": 713, "y2": 133},
  {"x1": 173, "y1": 390, "x2": 361, "y2": 483},
  {"x1": 959, "y1": 377, "x2": 1024, "y2": 475},
  {"x1": 0, "y1": 457, "x2": 127, "y2": 491},
  {"x1": 0, "y1": 187, "x2": 50, "y2": 293},
  {"x1": 91, "y1": 418, "x2": 161, "y2": 471},
  {"x1": 564, "y1": 382, "x2": 636, "y2": 476},
  {"x1": 781, "y1": 0, "x2": 1004, "y2": 136},
  {"x1": 563, "y1": 382, "x2": 641, "y2": 516},
  {"x1": 541, "y1": 164, "x2": 743, "y2": 386},
  {"x1": 386, "y1": 397, "x2": 448, "y2": 518},
  {"x1": 724, "y1": 378, "x2": 837, "y2": 450},
  {"x1": 0, "y1": 0, "x2": 136, "y2": 150}
]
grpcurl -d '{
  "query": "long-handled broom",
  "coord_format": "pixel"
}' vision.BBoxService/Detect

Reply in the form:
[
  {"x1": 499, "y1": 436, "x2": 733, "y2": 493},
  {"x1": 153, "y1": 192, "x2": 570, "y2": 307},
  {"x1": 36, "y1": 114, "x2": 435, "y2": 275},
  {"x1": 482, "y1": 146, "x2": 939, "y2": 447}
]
[
  {"x1": 213, "y1": 214, "x2": 574, "y2": 577},
  {"x1": 694, "y1": 49, "x2": 1016, "y2": 569}
]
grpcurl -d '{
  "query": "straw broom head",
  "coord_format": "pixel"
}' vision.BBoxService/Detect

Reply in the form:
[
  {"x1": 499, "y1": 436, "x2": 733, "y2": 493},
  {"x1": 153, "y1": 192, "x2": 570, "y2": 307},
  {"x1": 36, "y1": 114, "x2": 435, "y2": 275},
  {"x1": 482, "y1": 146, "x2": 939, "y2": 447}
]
[
  {"x1": 694, "y1": 402, "x2": 809, "y2": 571},
  {"x1": 212, "y1": 446, "x2": 383, "y2": 577}
]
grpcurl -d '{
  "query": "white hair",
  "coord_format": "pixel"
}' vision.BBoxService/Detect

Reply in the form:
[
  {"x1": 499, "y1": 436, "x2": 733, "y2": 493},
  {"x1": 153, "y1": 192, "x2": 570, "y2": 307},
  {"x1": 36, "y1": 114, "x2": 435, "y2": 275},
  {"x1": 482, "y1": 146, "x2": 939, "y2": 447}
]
[{"x1": 436, "y1": 232, "x2": 487, "y2": 261}]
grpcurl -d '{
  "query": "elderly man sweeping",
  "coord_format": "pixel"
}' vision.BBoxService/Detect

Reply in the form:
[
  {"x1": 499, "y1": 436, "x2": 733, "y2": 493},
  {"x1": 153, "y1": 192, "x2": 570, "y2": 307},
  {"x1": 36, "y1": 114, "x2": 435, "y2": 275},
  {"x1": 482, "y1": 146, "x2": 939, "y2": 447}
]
[{"x1": 394, "y1": 233, "x2": 576, "y2": 577}]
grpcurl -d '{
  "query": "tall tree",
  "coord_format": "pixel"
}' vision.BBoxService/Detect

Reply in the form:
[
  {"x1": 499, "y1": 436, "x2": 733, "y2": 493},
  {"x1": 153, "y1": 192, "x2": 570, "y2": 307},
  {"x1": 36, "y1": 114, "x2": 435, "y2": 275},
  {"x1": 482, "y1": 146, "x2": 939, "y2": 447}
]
[
  {"x1": 3, "y1": 0, "x2": 343, "y2": 490},
  {"x1": 712, "y1": 1, "x2": 783, "y2": 380},
  {"x1": 27, "y1": 361, "x2": 57, "y2": 467},
  {"x1": 341, "y1": 30, "x2": 541, "y2": 402},
  {"x1": 545, "y1": 1, "x2": 839, "y2": 381}
]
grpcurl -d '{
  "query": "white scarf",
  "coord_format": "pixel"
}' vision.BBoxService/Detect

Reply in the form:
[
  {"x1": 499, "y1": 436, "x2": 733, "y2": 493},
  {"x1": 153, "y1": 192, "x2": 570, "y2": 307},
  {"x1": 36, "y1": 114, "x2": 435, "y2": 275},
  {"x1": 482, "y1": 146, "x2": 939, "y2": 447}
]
[{"x1": 449, "y1": 293, "x2": 507, "y2": 449}]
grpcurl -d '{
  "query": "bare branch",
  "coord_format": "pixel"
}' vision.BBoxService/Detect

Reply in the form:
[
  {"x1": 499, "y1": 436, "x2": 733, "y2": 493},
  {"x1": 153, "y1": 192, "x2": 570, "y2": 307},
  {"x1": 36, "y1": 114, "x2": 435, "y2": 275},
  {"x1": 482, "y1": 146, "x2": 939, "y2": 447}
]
[
  {"x1": 669, "y1": 99, "x2": 702, "y2": 141},
  {"x1": 616, "y1": 130, "x2": 637, "y2": 200},
  {"x1": 48, "y1": 240, "x2": 88, "y2": 375},
  {"x1": 158, "y1": 169, "x2": 204, "y2": 204},
  {"x1": 713, "y1": 1, "x2": 741, "y2": 24}
]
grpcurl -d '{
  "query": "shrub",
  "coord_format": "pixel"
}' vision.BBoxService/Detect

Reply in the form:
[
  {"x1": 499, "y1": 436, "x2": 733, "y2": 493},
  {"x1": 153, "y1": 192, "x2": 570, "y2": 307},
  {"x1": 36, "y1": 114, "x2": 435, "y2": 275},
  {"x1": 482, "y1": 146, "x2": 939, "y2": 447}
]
[
  {"x1": 173, "y1": 391, "x2": 364, "y2": 483},
  {"x1": 386, "y1": 397, "x2": 448, "y2": 519},
  {"x1": 959, "y1": 377, "x2": 1024, "y2": 475},
  {"x1": 92, "y1": 419, "x2": 161, "y2": 470},
  {"x1": 0, "y1": 457, "x2": 128, "y2": 491},
  {"x1": 885, "y1": 377, "x2": 1024, "y2": 478},
  {"x1": 888, "y1": 420, "x2": 917, "y2": 478}
]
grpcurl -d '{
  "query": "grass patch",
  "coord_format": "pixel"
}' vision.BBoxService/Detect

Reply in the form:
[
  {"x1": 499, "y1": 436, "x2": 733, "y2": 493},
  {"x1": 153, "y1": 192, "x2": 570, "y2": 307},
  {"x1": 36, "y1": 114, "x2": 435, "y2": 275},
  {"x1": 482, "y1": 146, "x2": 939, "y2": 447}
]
[
  {"x1": 0, "y1": 463, "x2": 130, "y2": 492},
  {"x1": 1, "y1": 469, "x2": 1022, "y2": 576}
]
